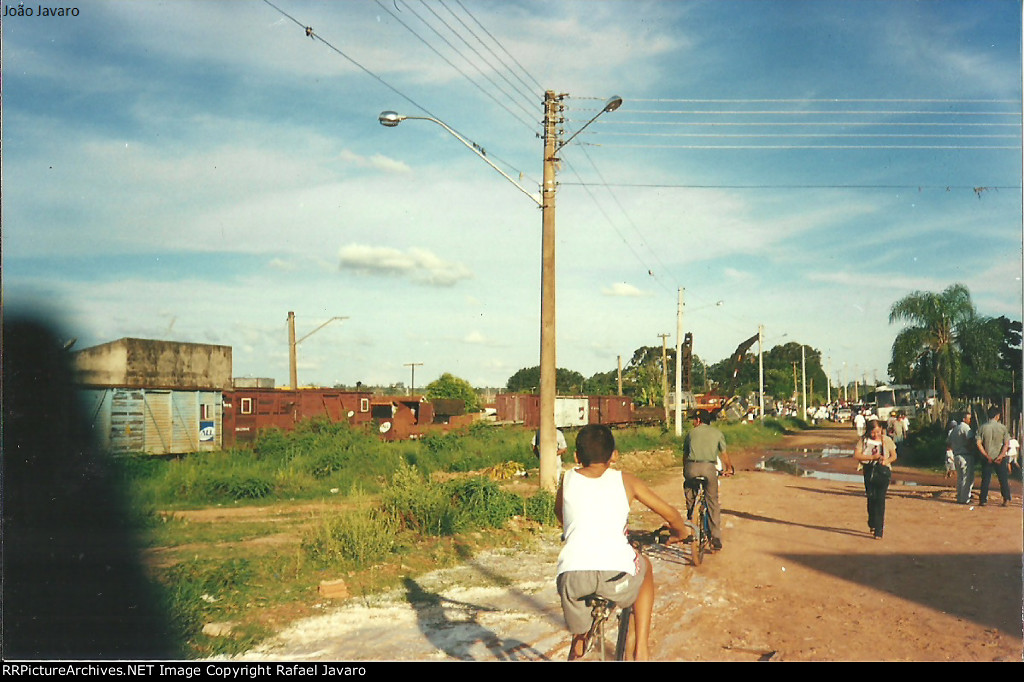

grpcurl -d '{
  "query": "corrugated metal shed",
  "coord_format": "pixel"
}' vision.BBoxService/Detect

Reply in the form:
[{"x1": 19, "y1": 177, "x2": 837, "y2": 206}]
[{"x1": 80, "y1": 387, "x2": 222, "y2": 455}]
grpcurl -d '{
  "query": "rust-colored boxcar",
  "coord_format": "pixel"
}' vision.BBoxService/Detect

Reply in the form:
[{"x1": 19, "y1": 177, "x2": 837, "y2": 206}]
[
  {"x1": 223, "y1": 388, "x2": 372, "y2": 447},
  {"x1": 587, "y1": 395, "x2": 635, "y2": 425},
  {"x1": 369, "y1": 396, "x2": 436, "y2": 441},
  {"x1": 496, "y1": 394, "x2": 629, "y2": 429}
]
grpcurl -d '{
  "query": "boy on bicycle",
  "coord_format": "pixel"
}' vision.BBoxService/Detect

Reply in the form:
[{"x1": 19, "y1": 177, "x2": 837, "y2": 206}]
[{"x1": 555, "y1": 424, "x2": 689, "y2": 660}]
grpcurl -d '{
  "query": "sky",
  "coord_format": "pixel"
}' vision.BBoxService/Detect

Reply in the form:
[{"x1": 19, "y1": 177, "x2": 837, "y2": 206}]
[{"x1": 3, "y1": 0, "x2": 1022, "y2": 392}]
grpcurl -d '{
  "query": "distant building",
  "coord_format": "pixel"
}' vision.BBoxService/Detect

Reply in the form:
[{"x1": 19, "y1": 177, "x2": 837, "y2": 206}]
[
  {"x1": 73, "y1": 338, "x2": 231, "y2": 455},
  {"x1": 73, "y1": 337, "x2": 232, "y2": 390}
]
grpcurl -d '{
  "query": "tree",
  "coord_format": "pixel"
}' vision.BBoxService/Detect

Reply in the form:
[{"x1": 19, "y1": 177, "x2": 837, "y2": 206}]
[
  {"x1": 959, "y1": 315, "x2": 1021, "y2": 398},
  {"x1": 505, "y1": 366, "x2": 585, "y2": 394},
  {"x1": 425, "y1": 373, "x2": 480, "y2": 412},
  {"x1": 583, "y1": 369, "x2": 618, "y2": 395},
  {"x1": 888, "y1": 283, "x2": 976, "y2": 416}
]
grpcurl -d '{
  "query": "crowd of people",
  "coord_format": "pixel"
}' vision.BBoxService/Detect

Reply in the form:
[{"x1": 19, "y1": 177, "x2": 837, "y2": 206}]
[{"x1": 551, "y1": 404, "x2": 1019, "y2": 660}]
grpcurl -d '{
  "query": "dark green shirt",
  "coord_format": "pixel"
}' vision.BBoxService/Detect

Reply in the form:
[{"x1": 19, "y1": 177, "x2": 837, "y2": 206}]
[{"x1": 684, "y1": 423, "x2": 726, "y2": 463}]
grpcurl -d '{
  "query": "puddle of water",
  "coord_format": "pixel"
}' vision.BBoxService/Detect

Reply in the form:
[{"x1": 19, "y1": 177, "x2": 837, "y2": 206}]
[{"x1": 757, "y1": 454, "x2": 919, "y2": 485}]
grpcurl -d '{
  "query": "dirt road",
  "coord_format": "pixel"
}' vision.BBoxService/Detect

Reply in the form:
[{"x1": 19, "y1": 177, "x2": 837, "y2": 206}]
[{"x1": 228, "y1": 428, "x2": 1023, "y2": 662}]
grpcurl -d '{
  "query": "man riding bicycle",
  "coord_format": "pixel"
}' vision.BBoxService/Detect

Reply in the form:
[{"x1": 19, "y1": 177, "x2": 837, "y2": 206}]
[{"x1": 683, "y1": 409, "x2": 734, "y2": 551}]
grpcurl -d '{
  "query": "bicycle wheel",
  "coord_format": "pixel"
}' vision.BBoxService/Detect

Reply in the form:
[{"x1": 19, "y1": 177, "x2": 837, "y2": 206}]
[
  {"x1": 701, "y1": 497, "x2": 713, "y2": 553},
  {"x1": 614, "y1": 605, "x2": 634, "y2": 660},
  {"x1": 691, "y1": 496, "x2": 704, "y2": 566}
]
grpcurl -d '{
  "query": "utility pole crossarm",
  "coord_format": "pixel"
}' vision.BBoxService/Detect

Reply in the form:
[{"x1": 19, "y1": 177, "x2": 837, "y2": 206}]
[{"x1": 297, "y1": 316, "x2": 349, "y2": 346}]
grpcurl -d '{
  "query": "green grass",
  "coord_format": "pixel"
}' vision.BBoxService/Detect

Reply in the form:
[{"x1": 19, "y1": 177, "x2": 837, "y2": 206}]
[{"x1": 125, "y1": 417, "x2": 805, "y2": 657}]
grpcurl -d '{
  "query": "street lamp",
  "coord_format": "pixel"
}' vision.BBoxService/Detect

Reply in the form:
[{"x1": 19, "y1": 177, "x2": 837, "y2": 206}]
[
  {"x1": 377, "y1": 112, "x2": 541, "y2": 207},
  {"x1": 379, "y1": 92, "x2": 622, "y2": 491}
]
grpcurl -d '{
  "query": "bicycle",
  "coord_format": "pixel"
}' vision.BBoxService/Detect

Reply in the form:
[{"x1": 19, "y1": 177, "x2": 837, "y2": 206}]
[
  {"x1": 685, "y1": 475, "x2": 714, "y2": 566},
  {"x1": 575, "y1": 526, "x2": 674, "y2": 661}
]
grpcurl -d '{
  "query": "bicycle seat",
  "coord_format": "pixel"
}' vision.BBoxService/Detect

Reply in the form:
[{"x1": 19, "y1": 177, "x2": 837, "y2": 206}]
[{"x1": 581, "y1": 594, "x2": 613, "y2": 607}]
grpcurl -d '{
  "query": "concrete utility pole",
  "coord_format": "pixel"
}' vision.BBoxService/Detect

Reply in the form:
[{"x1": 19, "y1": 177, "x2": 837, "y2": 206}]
[
  {"x1": 404, "y1": 362, "x2": 423, "y2": 395},
  {"x1": 674, "y1": 288, "x2": 684, "y2": 436},
  {"x1": 801, "y1": 345, "x2": 807, "y2": 417},
  {"x1": 758, "y1": 325, "x2": 765, "y2": 421},
  {"x1": 379, "y1": 92, "x2": 621, "y2": 493},
  {"x1": 537, "y1": 90, "x2": 561, "y2": 493},
  {"x1": 827, "y1": 356, "x2": 832, "y2": 404},
  {"x1": 658, "y1": 333, "x2": 671, "y2": 426},
  {"x1": 288, "y1": 312, "x2": 347, "y2": 389},
  {"x1": 289, "y1": 311, "x2": 297, "y2": 389},
  {"x1": 617, "y1": 355, "x2": 623, "y2": 396}
]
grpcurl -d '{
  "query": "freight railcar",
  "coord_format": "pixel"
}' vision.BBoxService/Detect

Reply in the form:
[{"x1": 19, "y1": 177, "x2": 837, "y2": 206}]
[
  {"x1": 222, "y1": 388, "x2": 373, "y2": 448},
  {"x1": 495, "y1": 394, "x2": 637, "y2": 429}
]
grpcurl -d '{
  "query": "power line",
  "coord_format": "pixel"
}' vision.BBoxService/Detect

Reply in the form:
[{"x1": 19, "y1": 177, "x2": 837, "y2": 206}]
[
  {"x1": 622, "y1": 109, "x2": 1020, "y2": 116},
  {"x1": 261, "y1": 0, "x2": 439, "y2": 120},
  {"x1": 374, "y1": 0, "x2": 539, "y2": 133},
  {"x1": 630, "y1": 98, "x2": 1020, "y2": 104},
  {"x1": 454, "y1": 0, "x2": 544, "y2": 94},
  {"x1": 559, "y1": 182, "x2": 1022, "y2": 191},
  {"x1": 588, "y1": 142, "x2": 1020, "y2": 150},
  {"x1": 261, "y1": 0, "x2": 536, "y2": 187},
  {"x1": 437, "y1": 0, "x2": 541, "y2": 104},
  {"x1": 560, "y1": 155, "x2": 676, "y2": 296}
]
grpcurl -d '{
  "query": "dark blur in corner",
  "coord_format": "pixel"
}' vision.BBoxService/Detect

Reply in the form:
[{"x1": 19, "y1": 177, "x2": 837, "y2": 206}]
[{"x1": 2, "y1": 316, "x2": 179, "y2": 659}]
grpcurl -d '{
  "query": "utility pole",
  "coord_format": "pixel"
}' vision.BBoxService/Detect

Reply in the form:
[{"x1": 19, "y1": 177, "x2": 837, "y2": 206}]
[
  {"x1": 801, "y1": 345, "x2": 807, "y2": 418},
  {"x1": 537, "y1": 90, "x2": 561, "y2": 493},
  {"x1": 404, "y1": 362, "x2": 423, "y2": 396},
  {"x1": 827, "y1": 356, "x2": 832, "y2": 404},
  {"x1": 758, "y1": 325, "x2": 765, "y2": 421},
  {"x1": 378, "y1": 93, "x2": 620, "y2": 494},
  {"x1": 674, "y1": 288, "x2": 684, "y2": 436},
  {"x1": 658, "y1": 333, "x2": 671, "y2": 426},
  {"x1": 289, "y1": 311, "x2": 298, "y2": 389},
  {"x1": 617, "y1": 355, "x2": 623, "y2": 396},
  {"x1": 288, "y1": 311, "x2": 347, "y2": 389}
]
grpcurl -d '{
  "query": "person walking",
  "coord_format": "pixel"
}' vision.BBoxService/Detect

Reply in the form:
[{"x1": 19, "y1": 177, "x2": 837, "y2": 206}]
[
  {"x1": 976, "y1": 406, "x2": 1012, "y2": 507},
  {"x1": 854, "y1": 419, "x2": 898, "y2": 539},
  {"x1": 683, "y1": 409, "x2": 734, "y2": 550},
  {"x1": 947, "y1": 410, "x2": 976, "y2": 504}
]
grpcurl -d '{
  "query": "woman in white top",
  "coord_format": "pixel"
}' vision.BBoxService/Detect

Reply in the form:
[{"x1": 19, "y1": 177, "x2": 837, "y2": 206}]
[{"x1": 854, "y1": 419, "x2": 898, "y2": 539}]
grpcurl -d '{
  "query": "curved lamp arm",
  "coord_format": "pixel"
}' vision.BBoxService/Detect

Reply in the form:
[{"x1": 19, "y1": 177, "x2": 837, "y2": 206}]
[{"x1": 379, "y1": 111, "x2": 542, "y2": 207}]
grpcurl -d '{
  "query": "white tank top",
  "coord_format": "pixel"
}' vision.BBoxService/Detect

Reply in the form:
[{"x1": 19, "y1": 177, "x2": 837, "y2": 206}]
[{"x1": 556, "y1": 468, "x2": 638, "y2": 576}]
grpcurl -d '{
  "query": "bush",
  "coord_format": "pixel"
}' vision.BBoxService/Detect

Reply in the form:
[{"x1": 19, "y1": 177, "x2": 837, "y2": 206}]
[
  {"x1": 202, "y1": 472, "x2": 274, "y2": 500},
  {"x1": 449, "y1": 476, "x2": 523, "y2": 529},
  {"x1": 381, "y1": 463, "x2": 465, "y2": 536},
  {"x1": 899, "y1": 421, "x2": 948, "y2": 468},
  {"x1": 523, "y1": 490, "x2": 557, "y2": 525},
  {"x1": 162, "y1": 558, "x2": 254, "y2": 642},
  {"x1": 304, "y1": 509, "x2": 397, "y2": 569}
]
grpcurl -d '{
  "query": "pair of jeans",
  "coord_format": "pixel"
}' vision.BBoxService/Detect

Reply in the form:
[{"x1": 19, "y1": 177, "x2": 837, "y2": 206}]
[
  {"x1": 979, "y1": 458, "x2": 1011, "y2": 504},
  {"x1": 684, "y1": 461, "x2": 721, "y2": 542},
  {"x1": 953, "y1": 453, "x2": 976, "y2": 504},
  {"x1": 862, "y1": 463, "x2": 891, "y2": 536}
]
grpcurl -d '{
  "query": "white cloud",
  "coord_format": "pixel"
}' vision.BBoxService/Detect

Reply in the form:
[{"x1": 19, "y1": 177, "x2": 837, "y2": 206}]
[
  {"x1": 338, "y1": 149, "x2": 410, "y2": 174},
  {"x1": 338, "y1": 244, "x2": 473, "y2": 287},
  {"x1": 601, "y1": 282, "x2": 650, "y2": 297}
]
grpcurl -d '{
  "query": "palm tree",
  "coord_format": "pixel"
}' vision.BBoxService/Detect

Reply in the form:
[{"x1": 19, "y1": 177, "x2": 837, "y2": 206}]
[{"x1": 888, "y1": 283, "x2": 976, "y2": 420}]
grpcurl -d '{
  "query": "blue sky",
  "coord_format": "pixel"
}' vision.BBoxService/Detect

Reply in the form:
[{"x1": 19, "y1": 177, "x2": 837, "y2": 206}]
[{"x1": 3, "y1": 0, "x2": 1021, "y2": 391}]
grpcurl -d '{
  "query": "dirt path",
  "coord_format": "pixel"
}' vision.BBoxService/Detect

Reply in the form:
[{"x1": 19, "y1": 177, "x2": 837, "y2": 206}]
[{"x1": 223, "y1": 428, "x2": 1023, "y2": 662}]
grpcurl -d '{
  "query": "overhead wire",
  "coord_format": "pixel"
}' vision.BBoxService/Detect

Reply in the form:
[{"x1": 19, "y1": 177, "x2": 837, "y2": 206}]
[
  {"x1": 261, "y1": 0, "x2": 537, "y2": 190},
  {"x1": 563, "y1": 98, "x2": 1020, "y2": 150},
  {"x1": 374, "y1": 0, "x2": 539, "y2": 134},
  {"x1": 261, "y1": 3, "x2": 1018, "y2": 332},
  {"x1": 435, "y1": 0, "x2": 541, "y2": 104}
]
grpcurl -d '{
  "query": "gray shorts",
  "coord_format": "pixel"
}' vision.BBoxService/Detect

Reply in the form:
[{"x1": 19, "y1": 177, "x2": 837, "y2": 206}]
[{"x1": 556, "y1": 554, "x2": 648, "y2": 635}]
